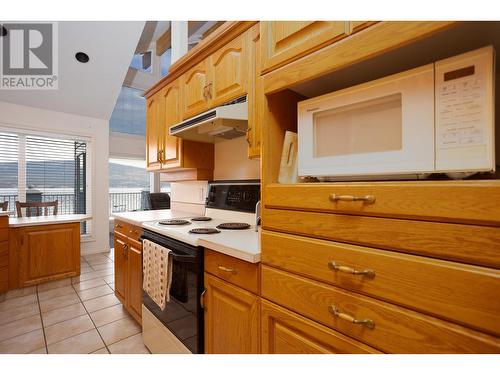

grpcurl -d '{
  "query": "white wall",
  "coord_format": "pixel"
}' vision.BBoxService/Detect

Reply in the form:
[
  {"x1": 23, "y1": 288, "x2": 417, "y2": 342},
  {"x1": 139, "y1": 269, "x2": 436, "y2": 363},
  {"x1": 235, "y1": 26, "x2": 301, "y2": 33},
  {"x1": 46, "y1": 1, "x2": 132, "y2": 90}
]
[
  {"x1": 0, "y1": 100, "x2": 110, "y2": 255},
  {"x1": 214, "y1": 137, "x2": 260, "y2": 180}
]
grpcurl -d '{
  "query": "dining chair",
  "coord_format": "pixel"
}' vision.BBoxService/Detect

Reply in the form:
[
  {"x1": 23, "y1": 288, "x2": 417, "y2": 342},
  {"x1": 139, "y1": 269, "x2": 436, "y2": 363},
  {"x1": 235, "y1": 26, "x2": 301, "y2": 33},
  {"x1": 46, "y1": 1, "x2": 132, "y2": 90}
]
[
  {"x1": 1, "y1": 201, "x2": 8, "y2": 211},
  {"x1": 15, "y1": 200, "x2": 59, "y2": 217}
]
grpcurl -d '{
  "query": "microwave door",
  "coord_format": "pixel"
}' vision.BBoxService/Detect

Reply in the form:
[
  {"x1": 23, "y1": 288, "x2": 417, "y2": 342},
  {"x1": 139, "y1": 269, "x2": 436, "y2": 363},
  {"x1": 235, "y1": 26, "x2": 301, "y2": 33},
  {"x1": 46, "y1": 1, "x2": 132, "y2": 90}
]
[{"x1": 297, "y1": 64, "x2": 435, "y2": 178}]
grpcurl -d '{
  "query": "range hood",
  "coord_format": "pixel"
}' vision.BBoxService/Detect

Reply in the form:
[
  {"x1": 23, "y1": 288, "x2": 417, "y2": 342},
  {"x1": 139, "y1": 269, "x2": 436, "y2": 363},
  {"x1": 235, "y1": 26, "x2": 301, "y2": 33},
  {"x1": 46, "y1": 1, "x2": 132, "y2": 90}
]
[{"x1": 169, "y1": 96, "x2": 248, "y2": 143}]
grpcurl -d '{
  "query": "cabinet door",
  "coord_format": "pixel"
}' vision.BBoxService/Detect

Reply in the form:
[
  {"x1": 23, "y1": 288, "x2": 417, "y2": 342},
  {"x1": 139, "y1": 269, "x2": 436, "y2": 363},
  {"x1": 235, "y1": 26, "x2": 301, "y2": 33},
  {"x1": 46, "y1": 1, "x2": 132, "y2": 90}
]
[
  {"x1": 181, "y1": 60, "x2": 210, "y2": 119},
  {"x1": 161, "y1": 81, "x2": 182, "y2": 168},
  {"x1": 146, "y1": 94, "x2": 162, "y2": 170},
  {"x1": 17, "y1": 224, "x2": 80, "y2": 287},
  {"x1": 204, "y1": 273, "x2": 260, "y2": 354},
  {"x1": 209, "y1": 32, "x2": 249, "y2": 107},
  {"x1": 126, "y1": 239, "x2": 142, "y2": 324},
  {"x1": 261, "y1": 299, "x2": 380, "y2": 354},
  {"x1": 114, "y1": 233, "x2": 127, "y2": 304},
  {"x1": 260, "y1": 21, "x2": 348, "y2": 73},
  {"x1": 247, "y1": 24, "x2": 262, "y2": 159}
]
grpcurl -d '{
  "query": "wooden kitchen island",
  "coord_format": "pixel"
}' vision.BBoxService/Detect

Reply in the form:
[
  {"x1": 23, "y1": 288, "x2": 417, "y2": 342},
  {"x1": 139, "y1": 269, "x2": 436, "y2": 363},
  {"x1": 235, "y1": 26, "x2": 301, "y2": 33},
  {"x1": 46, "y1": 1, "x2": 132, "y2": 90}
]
[{"x1": 0, "y1": 213, "x2": 91, "y2": 293}]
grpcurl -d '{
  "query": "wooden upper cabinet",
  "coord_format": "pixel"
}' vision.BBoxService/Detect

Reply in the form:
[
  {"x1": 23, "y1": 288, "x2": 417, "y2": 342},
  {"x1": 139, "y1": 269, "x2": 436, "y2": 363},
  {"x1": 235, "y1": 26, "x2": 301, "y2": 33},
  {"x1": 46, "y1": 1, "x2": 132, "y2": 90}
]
[
  {"x1": 146, "y1": 94, "x2": 162, "y2": 171},
  {"x1": 162, "y1": 80, "x2": 182, "y2": 167},
  {"x1": 204, "y1": 273, "x2": 260, "y2": 354},
  {"x1": 209, "y1": 32, "x2": 249, "y2": 107},
  {"x1": 247, "y1": 24, "x2": 261, "y2": 159},
  {"x1": 260, "y1": 21, "x2": 348, "y2": 73},
  {"x1": 181, "y1": 60, "x2": 210, "y2": 119}
]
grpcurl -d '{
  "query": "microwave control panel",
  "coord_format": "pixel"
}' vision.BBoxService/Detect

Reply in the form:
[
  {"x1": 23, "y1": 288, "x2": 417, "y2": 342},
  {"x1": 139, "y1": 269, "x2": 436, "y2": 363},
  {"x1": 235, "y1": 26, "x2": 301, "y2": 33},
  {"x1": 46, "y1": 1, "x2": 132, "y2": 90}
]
[{"x1": 435, "y1": 46, "x2": 495, "y2": 173}]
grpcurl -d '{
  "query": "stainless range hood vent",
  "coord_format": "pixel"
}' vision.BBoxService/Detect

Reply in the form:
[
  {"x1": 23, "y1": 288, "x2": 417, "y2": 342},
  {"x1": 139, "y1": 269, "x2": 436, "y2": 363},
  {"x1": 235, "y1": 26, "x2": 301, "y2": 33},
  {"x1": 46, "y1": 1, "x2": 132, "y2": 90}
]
[{"x1": 169, "y1": 96, "x2": 248, "y2": 143}]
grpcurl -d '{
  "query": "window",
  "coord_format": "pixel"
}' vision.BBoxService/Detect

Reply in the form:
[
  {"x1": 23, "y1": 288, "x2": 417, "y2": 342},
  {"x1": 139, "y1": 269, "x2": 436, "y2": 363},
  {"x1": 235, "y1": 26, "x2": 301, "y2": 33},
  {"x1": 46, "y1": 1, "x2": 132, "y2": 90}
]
[
  {"x1": 130, "y1": 51, "x2": 152, "y2": 73},
  {"x1": 109, "y1": 158, "x2": 149, "y2": 213},
  {"x1": 109, "y1": 86, "x2": 146, "y2": 136},
  {"x1": 0, "y1": 130, "x2": 91, "y2": 235},
  {"x1": 160, "y1": 48, "x2": 172, "y2": 77}
]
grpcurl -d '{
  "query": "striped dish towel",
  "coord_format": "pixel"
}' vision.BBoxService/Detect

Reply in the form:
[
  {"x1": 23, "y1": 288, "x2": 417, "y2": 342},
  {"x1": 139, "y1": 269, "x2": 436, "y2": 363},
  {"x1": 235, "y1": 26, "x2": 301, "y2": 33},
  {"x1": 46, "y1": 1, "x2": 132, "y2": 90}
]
[{"x1": 142, "y1": 239, "x2": 173, "y2": 310}]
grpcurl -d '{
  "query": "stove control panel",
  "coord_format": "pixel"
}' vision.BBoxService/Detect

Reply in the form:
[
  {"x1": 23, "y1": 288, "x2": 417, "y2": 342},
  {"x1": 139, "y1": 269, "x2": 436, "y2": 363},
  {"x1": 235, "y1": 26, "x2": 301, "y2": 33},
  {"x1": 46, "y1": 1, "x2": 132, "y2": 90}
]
[{"x1": 206, "y1": 181, "x2": 260, "y2": 212}]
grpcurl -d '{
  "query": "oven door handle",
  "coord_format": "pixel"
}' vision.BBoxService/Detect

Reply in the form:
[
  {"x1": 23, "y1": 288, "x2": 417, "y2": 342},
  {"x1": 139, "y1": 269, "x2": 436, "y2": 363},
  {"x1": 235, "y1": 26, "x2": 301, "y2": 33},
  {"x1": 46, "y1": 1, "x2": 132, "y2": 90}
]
[{"x1": 170, "y1": 252, "x2": 197, "y2": 263}]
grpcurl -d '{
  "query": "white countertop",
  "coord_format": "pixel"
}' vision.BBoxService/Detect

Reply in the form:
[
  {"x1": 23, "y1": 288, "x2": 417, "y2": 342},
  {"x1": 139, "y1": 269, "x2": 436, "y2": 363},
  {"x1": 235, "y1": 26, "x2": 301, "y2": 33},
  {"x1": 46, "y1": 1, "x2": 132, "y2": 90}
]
[
  {"x1": 112, "y1": 209, "x2": 194, "y2": 226},
  {"x1": 199, "y1": 229, "x2": 261, "y2": 263},
  {"x1": 9, "y1": 214, "x2": 92, "y2": 227}
]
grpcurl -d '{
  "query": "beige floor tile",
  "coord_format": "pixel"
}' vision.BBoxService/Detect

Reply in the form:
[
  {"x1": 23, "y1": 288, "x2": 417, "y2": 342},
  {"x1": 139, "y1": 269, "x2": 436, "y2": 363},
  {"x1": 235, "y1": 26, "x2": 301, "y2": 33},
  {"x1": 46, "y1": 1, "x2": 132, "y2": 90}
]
[
  {"x1": 0, "y1": 314, "x2": 42, "y2": 342},
  {"x1": 1, "y1": 286, "x2": 37, "y2": 300},
  {"x1": 91, "y1": 348, "x2": 109, "y2": 354},
  {"x1": 72, "y1": 271, "x2": 104, "y2": 283},
  {"x1": 72, "y1": 278, "x2": 107, "y2": 291},
  {"x1": 39, "y1": 292, "x2": 80, "y2": 313},
  {"x1": 37, "y1": 278, "x2": 72, "y2": 292},
  {"x1": 97, "y1": 317, "x2": 141, "y2": 346},
  {"x1": 0, "y1": 329, "x2": 45, "y2": 354},
  {"x1": 89, "y1": 304, "x2": 130, "y2": 327},
  {"x1": 45, "y1": 314, "x2": 94, "y2": 345},
  {"x1": 90, "y1": 262, "x2": 115, "y2": 271},
  {"x1": 83, "y1": 293, "x2": 120, "y2": 313},
  {"x1": 108, "y1": 333, "x2": 149, "y2": 354},
  {"x1": 108, "y1": 283, "x2": 115, "y2": 291},
  {"x1": 0, "y1": 302, "x2": 39, "y2": 326},
  {"x1": 103, "y1": 275, "x2": 115, "y2": 284},
  {"x1": 29, "y1": 346, "x2": 47, "y2": 354},
  {"x1": 0, "y1": 294, "x2": 37, "y2": 312},
  {"x1": 86, "y1": 258, "x2": 113, "y2": 266},
  {"x1": 47, "y1": 329, "x2": 105, "y2": 354},
  {"x1": 41, "y1": 302, "x2": 87, "y2": 327},
  {"x1": 80, "y1": 266, "x2": 94, "y2": 274},
  {"x1": 77, "y1": 284, "x2": 113, "y2": 301},
  {"x1": 38, "y1": 286, "x2": 76, "y2": 302}
]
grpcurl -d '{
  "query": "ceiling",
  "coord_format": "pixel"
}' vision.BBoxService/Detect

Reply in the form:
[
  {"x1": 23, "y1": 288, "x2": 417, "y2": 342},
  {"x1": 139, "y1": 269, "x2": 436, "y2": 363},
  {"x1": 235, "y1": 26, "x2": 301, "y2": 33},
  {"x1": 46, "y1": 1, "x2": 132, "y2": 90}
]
[{"x1": 0, "y1": 21, "x2": 145, "y2": 120}]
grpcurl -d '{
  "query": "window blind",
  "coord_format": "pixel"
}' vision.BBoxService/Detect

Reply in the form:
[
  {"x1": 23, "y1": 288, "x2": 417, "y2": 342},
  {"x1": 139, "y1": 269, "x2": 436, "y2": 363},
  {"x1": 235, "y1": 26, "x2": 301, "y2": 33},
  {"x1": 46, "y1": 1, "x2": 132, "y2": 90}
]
[
  {"x1": 0, "y1": 132, "x2": 19, "y2": 213},
  {"x1": 0, "y1": 130, "x2": 91, "y2": 235}
]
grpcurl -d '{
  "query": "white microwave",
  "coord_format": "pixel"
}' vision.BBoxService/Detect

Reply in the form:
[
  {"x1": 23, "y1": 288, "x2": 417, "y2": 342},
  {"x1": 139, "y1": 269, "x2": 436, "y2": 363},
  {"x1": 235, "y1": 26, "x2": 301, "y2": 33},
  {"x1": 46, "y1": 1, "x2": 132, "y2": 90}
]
[{"x1": 297, "y1": 46, "x2": 496, "y2": 180}]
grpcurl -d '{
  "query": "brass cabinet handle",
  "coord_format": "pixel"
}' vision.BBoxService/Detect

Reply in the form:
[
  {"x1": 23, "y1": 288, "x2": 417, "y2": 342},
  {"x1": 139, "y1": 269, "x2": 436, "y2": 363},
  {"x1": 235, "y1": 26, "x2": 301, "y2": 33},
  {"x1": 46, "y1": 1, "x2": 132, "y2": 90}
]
[
  {"x1": 207, "y1": 82, "x2": 213, "y2": 99},
  {"x1": 328, "y1": 305, "x2": 375, "y2": 329},
  {"x1": 200, "y1": 289, "x2": 207, "y2": 310},
  {"x1": 218, "y1": 265, "x2": 237, "y2": 274},
  {"x1": 246, "y1": 127, "x2": 252, "y2": 146},
  {"x1": 158, "y1": 149, "x2": 164, "y2": 163},
  {"x1": 328, "y1": 261, "x2": 375, "y2": 278},
  {"x1": 329, "y1": 194, "x2": 376, "y2": 204}
]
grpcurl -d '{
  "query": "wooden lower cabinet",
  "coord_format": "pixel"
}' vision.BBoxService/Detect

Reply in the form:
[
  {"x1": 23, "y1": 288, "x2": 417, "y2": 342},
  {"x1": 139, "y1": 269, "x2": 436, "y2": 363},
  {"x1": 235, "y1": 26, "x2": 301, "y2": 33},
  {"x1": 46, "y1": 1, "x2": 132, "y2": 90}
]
[
  {"x1": 0, "y1": 216, "x2": 9, "y2": 293},
  {"x1": 204, "y1": 272, "x2": 260, "y2": 354},
  {"x1": 113, "y1": 220, "x2": 142, "y2": 324},
  {"x1": 261, "y1": 299, "x2": 380, "y2": 354},
  {"x1": 9, "y1": 223, "x2": 80, "y2": 288}
]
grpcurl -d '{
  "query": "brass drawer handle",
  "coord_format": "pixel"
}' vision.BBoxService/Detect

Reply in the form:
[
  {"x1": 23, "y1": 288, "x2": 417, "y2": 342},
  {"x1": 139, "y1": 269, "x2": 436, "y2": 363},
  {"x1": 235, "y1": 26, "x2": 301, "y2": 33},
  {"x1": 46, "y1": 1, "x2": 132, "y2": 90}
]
[
  {"x1": 328, "y1": 305, "x2": 375, "y2": 329},
  {"x1": 218, "y1": 265, "x2": 237, "y2": 274},
  {"x1": 328, "y1": 261, "x2": 375, "y2": 278},
  {"x1": 329, "y1": 194, "x2": 376, "y2": 204},
  {"x1": 200, "y1": 289, "x2": 206, "y2": 310}
]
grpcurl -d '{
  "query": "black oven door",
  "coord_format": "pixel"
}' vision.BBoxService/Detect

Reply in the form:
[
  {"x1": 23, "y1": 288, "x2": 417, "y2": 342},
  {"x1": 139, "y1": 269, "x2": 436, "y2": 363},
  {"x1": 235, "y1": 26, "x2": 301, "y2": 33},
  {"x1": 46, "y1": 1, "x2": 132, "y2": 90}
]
[{"x1": 141, "y1": 230, "x2": 204, "y2": 354}]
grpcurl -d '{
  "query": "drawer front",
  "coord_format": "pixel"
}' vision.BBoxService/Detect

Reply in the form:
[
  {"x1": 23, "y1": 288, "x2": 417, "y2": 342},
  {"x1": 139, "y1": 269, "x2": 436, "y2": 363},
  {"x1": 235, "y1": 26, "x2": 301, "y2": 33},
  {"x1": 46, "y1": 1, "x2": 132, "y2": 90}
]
[
  {"x1": 262, "y1": 231, "x2": 500, "y2": 336},
  {"x1": 128, "y1": 225, "x2": 142, "y2": 242},
  {"x1": 264, "y1": 208, "x2": 500, "y2": 269},
  {"x1": 205, "y1": 249, "x2": 259, "y2": 294},
  {"x1": 265, "y1": 182, "x2": 500, "y2": 226},
  {"x1": 261, "y1": 299, "x2": 380, "y2": 354},
  {"x1": 262, "y1": 266, "x2": 500, "y2": 353},
  {"x1": 114, "y1": 220, "x2": 130, "y2": 237},
  {"x1": 0, "y1": 228, "x2": 8, "y2": 242}
]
